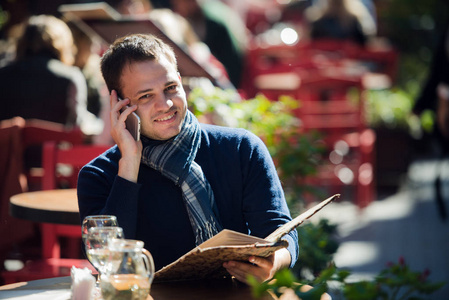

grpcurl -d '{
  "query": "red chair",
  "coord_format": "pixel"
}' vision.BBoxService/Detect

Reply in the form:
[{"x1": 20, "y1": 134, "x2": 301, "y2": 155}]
[
  {"x1": 0, "y1": 118, "x2": 35, "y2": 272},
  {"x1": 40, "y1": 141, "x2": 111, "y2": 259},
  {"x1": 21, "y1": 119, "x2": 85, "y2": 191},
  {"x1": 1, "y1": 141, "x2": 110, "y2": 284},
  {"x1": 241, "y1": 39, "x2": 399, "y2": 99},
  {"x1": 294, "y1": 75, "x2": 376, "y2": 208},
  {"x1": 246, "y1": 76, "x2": 376, "y2": 207},
  {"x1": 241, "y1": 39, "x2": 380, "y2": 207}
]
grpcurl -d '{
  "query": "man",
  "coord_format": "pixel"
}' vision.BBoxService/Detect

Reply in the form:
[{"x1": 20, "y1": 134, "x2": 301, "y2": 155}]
[
  {"x1": 169, "y1": 0, "x2": 246, "y2": 88},
  {"x1": 77, "y1": 34, "x2": 298, "y2": 283},
  {"x1": 413, "y1": 20, "x2": 449, "y2": 220}
]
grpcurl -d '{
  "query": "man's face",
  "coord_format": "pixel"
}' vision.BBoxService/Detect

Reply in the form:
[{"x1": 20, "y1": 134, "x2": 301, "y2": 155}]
[{"x1": 120, "y1": 56, "x2": 187, "y2": 141}]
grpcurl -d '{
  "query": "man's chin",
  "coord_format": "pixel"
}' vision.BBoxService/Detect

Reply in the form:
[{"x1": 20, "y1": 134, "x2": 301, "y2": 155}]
[{"x1": 143, "y1": 128, "x2": 181, "y2": 141}]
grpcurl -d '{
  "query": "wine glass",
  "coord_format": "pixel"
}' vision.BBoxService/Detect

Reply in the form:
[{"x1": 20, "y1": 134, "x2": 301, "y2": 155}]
[
  {"x1": 81, "y1": 215, "x2": 118, "y2": 245},
  {"x1": 85, "y1": 226, "x2": 125, "y2": 276},
  {"x1": 81, "y1": 215, "x2": 120, "y2": 297}
]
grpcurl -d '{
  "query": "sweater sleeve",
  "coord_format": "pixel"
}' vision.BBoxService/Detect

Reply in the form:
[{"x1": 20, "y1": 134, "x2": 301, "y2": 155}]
[
  {"x1": 238, "y1": 130, "x2": 299, "y2": 268},
  {"x1": 77, "y1": 148, "x2": 141, "y2": 240}
]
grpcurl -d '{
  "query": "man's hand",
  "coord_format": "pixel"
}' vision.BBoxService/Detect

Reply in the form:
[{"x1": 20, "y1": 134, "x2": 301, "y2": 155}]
[
  {"x1": 223, "y1": 248, "x2": 291, "y2": 284},
  {"x1": 110, "y1": 90, "x2": 142, "y2": 182}
]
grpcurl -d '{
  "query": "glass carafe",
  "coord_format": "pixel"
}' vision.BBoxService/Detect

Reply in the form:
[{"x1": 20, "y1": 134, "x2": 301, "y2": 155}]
[{"x1": 100, "y1": 238, "x2": 155, "y2": 300}]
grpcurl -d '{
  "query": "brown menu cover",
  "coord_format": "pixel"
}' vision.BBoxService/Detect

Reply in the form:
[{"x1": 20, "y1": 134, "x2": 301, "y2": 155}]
[{"x1": 154, "y1": 194, "x2": 339, "y2": 282}]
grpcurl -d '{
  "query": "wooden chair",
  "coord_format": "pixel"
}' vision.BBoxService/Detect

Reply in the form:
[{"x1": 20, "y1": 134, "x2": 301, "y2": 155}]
[
  {"x1": 241, "y1": 39, "x2": 379, "y2": 207},
  {"x1": 40, "y1": 141, "x2": 111, "y2": 259},
  {"x1": 0, "y1": 118, "x2": 35, "y2": 272},
  {"x1": 241, "y1": 39, "x2": 399, "y2": 99},
  {"x1": 251, "y1": 71, "x2": 376, "y2": 207},
  {"x1": 1, "y1": 141, "x2": 111, "y2": 284},
  {"x1": 21, "y1": 119, "x2": 85, "y2": 191},
  {"x1": 294, "y1": 75, "x2": 376, "y2": 207}
]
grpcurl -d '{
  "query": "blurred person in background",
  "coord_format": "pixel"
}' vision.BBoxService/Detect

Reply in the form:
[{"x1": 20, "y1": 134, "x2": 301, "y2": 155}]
[
  {"x1": 66, "y1": 20, "x2": 113, "y2": 145},
  {"x1": 359, "y1": 0, "x2": 376, "y2": 28},
  {"x1": 108, "y1": 0, "x2": 234, "y2": 90},
  {"x1": 147, "y1": 7, "x2": 234, "y2": 90},
  {"x1": 169, "y1": 0, "x2": 248, "y2": 88},
  {"x1": 0, "y1": 0, "x2": 31, "y2": 67},
  {"x1": 414, "y1": 20, "x2": 449, "y2": 144},
  {"x1": 0, "y1": 14, "x2": 103, "y2": 136},
  {"x1": 305, "y1": 0, "x2": 376, "y2": 46},
  {"x1": 413, "y1": 20, "x2": 449, "y2": 220},
  {"x1": 67, "y1": 20, "x2": 107, "y2": 118}
]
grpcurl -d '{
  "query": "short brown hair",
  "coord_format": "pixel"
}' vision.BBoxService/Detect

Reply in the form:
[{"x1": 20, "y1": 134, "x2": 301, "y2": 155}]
[
  {"x1": 100, "y1": 33, "x2": 177, "y2": 97},
  {"x1": 16, "y1": 15, "x2": 75, "y2": 65}
]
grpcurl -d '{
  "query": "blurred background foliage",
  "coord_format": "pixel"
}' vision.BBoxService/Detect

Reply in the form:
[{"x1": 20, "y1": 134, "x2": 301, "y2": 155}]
[
  {"x1": 292, "y1": 219, "x2": 339, "y2": 279},
  {"x1": 188, "y1": 87, "x2": 325, "y2": 211}
]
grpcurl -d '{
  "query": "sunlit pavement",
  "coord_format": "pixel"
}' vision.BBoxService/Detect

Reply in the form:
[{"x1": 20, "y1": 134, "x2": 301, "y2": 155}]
[{"x1": 313, "y1": 157, "x2": 449, "y2": 299}]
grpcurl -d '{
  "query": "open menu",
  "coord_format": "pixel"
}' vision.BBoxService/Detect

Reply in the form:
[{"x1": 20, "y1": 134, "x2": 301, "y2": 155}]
[{"x1": 154, "y1": 194, "x2": 339, "y2": 282}]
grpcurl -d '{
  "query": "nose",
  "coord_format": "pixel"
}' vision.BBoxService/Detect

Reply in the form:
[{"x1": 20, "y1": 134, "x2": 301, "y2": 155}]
[{"x1": 154, "y1": 93, "x2": 174, "y2": 111}]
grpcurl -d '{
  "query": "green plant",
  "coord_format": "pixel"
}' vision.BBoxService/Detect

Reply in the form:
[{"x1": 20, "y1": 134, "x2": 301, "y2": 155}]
[
  {"x1": 188, "y1": 87, "x2": 324, "y2": 205},
  {"x1": 249, "y1": 268, "x2": 330, "y2": 300},
  {"x1": 293, "y1": 219, "x2": 339, "y2": 279},
  {"x1": 365, "y1": 88, "x2": 422, "y2": 136},
  {"x1": 249, "y1": 258, "x2": 445, "y2": 300}
]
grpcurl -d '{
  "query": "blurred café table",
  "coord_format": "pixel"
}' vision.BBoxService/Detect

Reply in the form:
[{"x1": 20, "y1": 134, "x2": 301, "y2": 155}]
[{"x1": 9, "y1": 188, "x2": 79, "y2": 225}]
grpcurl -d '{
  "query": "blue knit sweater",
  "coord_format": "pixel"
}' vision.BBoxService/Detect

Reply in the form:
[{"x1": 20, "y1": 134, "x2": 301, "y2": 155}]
[{"x1": 77, "y1": 124, "x2": 299, "y2": 271}]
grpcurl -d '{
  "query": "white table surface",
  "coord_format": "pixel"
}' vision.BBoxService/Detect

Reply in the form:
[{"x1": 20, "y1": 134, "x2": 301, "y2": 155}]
[{"x1": 0, "y1": 276, "x2": 72, "y2": 300}]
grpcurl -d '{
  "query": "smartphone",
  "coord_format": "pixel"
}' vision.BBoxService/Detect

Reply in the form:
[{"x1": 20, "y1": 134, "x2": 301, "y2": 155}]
[{"x1": 119, "y1": 99, "x2": 141, "y2": 141}]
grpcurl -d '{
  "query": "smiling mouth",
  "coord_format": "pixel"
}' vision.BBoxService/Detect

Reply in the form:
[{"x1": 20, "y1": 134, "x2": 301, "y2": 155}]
[{"x1": 155, "y1": 112, "x2": 176, "y2": 122}]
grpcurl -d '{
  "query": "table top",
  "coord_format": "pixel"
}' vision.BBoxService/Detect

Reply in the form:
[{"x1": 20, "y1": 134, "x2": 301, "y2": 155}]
[
  {"x1": 0, "y1": 276, "x2": 275, "y2": 300},
  {"x1": 9, "y1": 189, "x2": 80, "y2": 225}
]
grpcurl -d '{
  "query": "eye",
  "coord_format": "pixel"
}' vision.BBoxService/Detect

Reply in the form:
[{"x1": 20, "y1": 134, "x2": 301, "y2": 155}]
[
  {"x1": 138, "y1": 94, "x2": 153, "y2": 101},
  {"x1": 165, "y1": 84, "x2": 178, "y2": 92}
]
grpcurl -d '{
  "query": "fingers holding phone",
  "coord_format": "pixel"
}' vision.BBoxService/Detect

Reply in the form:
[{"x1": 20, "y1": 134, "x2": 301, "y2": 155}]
[
  {"x1": 110, "y1": 91, "x2": 142, "y2": 182},
  {"x1": 120, "y1": 104, "x2": 141, "y2": 142},
  {"x1": 110, "y1": 90, "x2": 141, "y2": 146}
]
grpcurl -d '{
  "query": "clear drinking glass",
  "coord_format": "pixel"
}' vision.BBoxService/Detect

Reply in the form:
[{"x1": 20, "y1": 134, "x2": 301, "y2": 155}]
[
  {"x1": 81, "y1": 215, "x2": 118, "y2": 244},
  {"x1": 81, "y1": 215, "x2": 121, "y2": 298},
  {"x1": 100, "y1": 238, "x2": 155, "y2": 300},
  {"x1": 85, "y1": 226, "x2": 125, "y2": 275}
]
